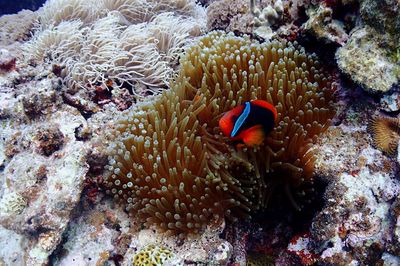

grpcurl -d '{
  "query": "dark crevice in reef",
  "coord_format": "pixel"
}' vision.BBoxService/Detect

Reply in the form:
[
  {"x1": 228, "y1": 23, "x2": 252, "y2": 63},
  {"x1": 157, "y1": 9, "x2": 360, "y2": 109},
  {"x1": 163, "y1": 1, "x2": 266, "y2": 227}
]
[
  {"x1": 297, "y1": 32, "x2": 340, "y2": 70},
  {"x1": 61, "y1": 92, "x2": 94, "y2": 120},
  {"x1": 223, "y1": 177, "x2": 329, "y2": 258},
  {"x1": 48, "y1": 226, "x2": 70, "y2": 265}
]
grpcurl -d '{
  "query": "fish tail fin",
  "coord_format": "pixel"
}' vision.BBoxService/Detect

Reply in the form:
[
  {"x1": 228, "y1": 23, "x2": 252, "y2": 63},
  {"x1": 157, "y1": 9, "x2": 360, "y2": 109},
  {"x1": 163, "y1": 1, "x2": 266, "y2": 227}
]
[{"x1": 242, "y1": 125, "x2": 265, "y2": 147}]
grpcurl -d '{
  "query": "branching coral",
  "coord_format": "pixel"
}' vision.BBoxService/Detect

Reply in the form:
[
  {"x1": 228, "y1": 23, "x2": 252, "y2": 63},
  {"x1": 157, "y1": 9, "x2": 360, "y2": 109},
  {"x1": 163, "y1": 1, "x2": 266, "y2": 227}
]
[
  {"x1": 368, "y1": 115, "x2": 400, "y2": 156},
  {"x1": 104, "y1": 32, "x2": 335, "y2": 236}
]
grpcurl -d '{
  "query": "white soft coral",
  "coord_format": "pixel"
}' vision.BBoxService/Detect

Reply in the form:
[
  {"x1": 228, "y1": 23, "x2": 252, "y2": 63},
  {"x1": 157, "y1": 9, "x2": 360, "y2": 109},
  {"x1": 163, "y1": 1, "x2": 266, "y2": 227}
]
[{"x1": 24, "y1": 0, "x2": 206, "y2": 95}]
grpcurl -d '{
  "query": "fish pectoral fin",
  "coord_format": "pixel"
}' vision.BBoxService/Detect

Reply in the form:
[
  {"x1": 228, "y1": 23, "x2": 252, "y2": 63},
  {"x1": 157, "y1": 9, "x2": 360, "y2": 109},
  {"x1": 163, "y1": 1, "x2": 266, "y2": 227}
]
[
  {"x1": 242, "y1": 125, "x2": 265, "y2": 147},
  {"x1": 235, "y1": 143, "x2": 246, "y2": 149}
]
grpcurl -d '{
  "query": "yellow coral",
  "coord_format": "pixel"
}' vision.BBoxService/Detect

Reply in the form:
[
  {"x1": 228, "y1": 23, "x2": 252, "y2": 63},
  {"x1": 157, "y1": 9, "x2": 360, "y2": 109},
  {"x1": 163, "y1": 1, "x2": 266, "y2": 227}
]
[
  {"x1": 133, "y1": 244, "x2": 173, "y2": 266},
  {"x1": 104, "y1": 32, "x2": 335, "y2": 236}
]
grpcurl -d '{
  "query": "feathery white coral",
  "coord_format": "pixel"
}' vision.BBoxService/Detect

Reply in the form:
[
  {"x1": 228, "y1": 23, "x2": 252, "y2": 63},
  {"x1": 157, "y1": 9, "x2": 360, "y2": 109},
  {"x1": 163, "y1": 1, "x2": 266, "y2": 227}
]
[
  {"x1": 148, "y1": 12, "x2": 203, "y2": 64},
  {"x1": 66, "y1": 14, "x2": 127, "y2": 89},
  {"x1": 0, "y1": 10, "x2": 37, "y2": 46},
  {"x1": 102, "y1": 0, "x2": 201, "y2": 24},
  {"x1": 25, "y1": 0, "x2": 206, "y2": 95},
  {"x1": 38, "y1": 0, "x2": 101, "y2": 28},
  {"x1": 24, "y1": 20, "x2": 84, "y2": 63}
]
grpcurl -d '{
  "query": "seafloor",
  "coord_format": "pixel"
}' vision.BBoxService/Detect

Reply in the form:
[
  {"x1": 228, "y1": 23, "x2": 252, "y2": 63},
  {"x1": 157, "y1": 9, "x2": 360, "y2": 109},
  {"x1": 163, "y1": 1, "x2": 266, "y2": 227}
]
[{"x1": 0, "y1": 0, "x2": 400, "y2": 265}]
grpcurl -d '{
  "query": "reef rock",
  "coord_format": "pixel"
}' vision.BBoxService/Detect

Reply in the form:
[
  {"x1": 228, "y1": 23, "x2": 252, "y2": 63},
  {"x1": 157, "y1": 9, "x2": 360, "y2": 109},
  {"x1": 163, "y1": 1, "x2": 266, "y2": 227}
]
[
  {"x1": 303, "y1": 99, "x2": 400, "y2": 264},
  {"x1": 336, "y1": 0, "x2": 400, "y2": 93},
  {"x1": 336, "y1": 26, "x2": 400, "y2": 93},
  {"x1": 380, "y1": 92, "x2": 400, "y2": 113},
  {"x1": 0, "y1": 78, "x2": 89, "y2": 265},
  {"x1": 302, "y1": 3, "x2": 348, "y2": 45}
]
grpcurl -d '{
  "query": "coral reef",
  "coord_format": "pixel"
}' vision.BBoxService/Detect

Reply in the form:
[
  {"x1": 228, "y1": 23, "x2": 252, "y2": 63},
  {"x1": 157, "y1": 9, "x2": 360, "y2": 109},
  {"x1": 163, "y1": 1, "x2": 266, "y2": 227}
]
[
  {"x1": 380, "y1": 92, "x2": 400, "y2": 113},
  {"x1": 1, "y1": 0, "x2": 400, "y2": 264},
  {"x1": 33, "y1": 126, "x2": 65, "y2": 156},
  {"x1": 48, "y1": 193, "x2": 232, "y2": 265},
  {"x1": 336, "y1": 0, "x2": 400, "y2": 93},
  {"x1": 251, "y1": 0, "x2": 284, "y2": 40},
  {"x1": 122, "y1": 226, "x2": 232, "y2": 265},
  {"x1": 368, "y1": 115, "x2": 400, "y2": 156},
  {"x1": 104, "y1": 31, "x2": 335, "y2": 235},
  {"x1": 311, "y1": 133, "x2": 400, "y2": 264},
  {"x1": 281, "y1": 92, "x2": 400, "y2": 265},
  {"x1": 0, "y1": 49, "x2": 17, "y2": 74}
]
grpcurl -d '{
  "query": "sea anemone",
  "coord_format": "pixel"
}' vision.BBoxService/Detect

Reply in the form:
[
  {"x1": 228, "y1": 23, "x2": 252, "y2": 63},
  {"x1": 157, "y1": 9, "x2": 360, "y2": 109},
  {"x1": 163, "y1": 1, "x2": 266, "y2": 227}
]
[
  {"x1": 104, "y1": 31, "x2": 335, "y2": 236},
  {"x1": 368, "y1": 115, "x2": 400, "y2": 156},
  {"x1": 176, "y1": 31, "x2": 335, "y2": 210}
]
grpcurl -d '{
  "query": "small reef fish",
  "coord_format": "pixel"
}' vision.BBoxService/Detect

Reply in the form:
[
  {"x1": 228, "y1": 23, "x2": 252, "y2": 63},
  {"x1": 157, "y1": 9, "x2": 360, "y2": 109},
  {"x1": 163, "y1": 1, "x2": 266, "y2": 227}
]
[{"x1": 219, "y1": 100, "x2": 278, "y2": 147}]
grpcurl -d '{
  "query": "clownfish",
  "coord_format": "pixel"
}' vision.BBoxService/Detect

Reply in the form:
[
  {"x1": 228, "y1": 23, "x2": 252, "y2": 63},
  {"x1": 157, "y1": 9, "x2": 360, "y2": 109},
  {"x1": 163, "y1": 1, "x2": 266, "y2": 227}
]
[{"x1": 219, "y1": 100, "x2": 278, "y2": 147}]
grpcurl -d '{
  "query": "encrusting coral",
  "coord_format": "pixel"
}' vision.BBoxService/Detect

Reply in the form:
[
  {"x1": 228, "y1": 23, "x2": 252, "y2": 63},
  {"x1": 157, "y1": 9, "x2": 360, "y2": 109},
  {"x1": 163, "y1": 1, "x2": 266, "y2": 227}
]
[
  {"x1": 104, "y1": 31, "x2": 335, "y2": 236},
  {"x1": 133, "y1": 244, "x2": 173, "y2": 266},
  {"x1": 368, "y1": 115, "x2": 400, "y2": 156}
]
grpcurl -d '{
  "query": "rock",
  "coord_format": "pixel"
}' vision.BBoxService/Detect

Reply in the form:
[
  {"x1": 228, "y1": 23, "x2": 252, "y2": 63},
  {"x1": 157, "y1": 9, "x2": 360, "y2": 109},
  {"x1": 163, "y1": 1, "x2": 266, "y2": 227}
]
[
  {"x1": 0, "y1": 77, "x2": 90, "y2": 265},
  {"x1": 380, "y1": 92, "x2": 400, "y2": 112},
  {"x1": 360, "y1": 0, "x2": 400, "y2": 37},
  {"x1": 306, "y1": 106, "x2": 400, "y2": 264},
  {"x1": 0, "y1": 49, "x2": 16, "y2": 74},
  {"x1": 336, "y1": 0, "x2": 400, "y2": 94},
  {"x1": 302, "y1": 3, "x2": 348, "y2": 45},
  {"x1": 336, "y1": 26, "x2": 400, "y2": 93}
]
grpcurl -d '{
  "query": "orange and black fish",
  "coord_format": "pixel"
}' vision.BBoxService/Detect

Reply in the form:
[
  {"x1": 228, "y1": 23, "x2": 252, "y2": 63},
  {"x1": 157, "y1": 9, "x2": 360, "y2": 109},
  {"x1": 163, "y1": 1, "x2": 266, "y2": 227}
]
[{"x1": 219, "y1": 100, "x2": 277, "y2": 147}]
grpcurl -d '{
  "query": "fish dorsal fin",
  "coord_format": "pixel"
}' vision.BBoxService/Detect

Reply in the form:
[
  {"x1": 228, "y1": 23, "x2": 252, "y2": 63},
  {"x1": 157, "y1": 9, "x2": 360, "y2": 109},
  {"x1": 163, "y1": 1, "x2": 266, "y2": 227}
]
[
  {"x1": 231, "y1": 102, "x2": 250, "y2": 137},
  {"x1": 242, "y1": 125, "x2": 265, "y2": 147}
]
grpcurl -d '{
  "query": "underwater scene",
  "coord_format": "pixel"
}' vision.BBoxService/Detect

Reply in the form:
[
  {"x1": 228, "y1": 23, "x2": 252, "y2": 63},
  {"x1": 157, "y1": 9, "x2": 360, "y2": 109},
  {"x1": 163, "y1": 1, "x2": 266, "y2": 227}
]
[{"x1": 0, "y1": 0, "x2": 400, "y2": 265}]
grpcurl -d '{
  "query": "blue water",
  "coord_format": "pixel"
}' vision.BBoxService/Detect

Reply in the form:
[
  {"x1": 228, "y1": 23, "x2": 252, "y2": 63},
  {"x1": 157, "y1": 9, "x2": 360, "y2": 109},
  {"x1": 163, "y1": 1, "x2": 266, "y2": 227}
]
[{"x1": 0, "y1": 0, "x2": 46, "y2": 15}]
